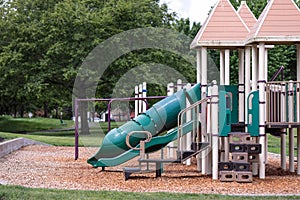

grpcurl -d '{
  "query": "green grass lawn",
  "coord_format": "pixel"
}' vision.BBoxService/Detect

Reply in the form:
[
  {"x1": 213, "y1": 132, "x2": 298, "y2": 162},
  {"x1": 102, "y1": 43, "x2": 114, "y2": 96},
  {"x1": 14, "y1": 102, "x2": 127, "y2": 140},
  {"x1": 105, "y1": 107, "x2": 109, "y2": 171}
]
[
  {"x1": 0, "y1": 185, "x2": 298, "y2": 200},
  {"x1": 0, "y1": 116, "x2": 123, "y2": 146},
  {"x1": 0, "y1": 115, "x2": 74, "y2": 133},
  {"x1": 268, "y1": 130, "x2": 298, "y2": 155}
]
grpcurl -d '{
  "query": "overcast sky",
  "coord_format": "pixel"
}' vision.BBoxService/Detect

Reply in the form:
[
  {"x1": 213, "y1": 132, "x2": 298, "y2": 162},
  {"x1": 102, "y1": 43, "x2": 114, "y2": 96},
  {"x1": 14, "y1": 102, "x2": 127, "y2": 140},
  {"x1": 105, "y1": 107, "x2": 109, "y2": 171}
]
[{"x1": 160, "y1": 0, "x2": 219, "y2": 24}]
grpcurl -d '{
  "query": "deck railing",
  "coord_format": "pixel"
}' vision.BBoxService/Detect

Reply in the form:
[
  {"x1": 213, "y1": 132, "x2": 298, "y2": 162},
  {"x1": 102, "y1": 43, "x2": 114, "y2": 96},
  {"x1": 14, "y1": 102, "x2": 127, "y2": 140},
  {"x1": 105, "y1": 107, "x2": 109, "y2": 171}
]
[{"x1": 266, "y1": 81, "x2": 300, "y2": 127}]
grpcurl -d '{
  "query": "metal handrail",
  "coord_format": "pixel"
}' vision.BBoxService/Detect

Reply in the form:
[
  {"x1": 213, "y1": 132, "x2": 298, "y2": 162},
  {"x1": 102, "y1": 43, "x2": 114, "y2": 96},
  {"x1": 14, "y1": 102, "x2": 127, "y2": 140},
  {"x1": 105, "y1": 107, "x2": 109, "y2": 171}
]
[
  {"x1": 177, "y1": 97, "x2": 211, "y2": 154},
  {"x1": 270, "y1": 66, "x2": 284, "y2": 81}
]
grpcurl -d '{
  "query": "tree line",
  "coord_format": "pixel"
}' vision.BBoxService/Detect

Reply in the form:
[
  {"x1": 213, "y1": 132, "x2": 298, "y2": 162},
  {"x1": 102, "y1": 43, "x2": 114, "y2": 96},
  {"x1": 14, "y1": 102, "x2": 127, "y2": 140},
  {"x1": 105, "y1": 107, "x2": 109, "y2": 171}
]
[{"x1": 0, "y1": 0, "x2": 298, "y2": 119}]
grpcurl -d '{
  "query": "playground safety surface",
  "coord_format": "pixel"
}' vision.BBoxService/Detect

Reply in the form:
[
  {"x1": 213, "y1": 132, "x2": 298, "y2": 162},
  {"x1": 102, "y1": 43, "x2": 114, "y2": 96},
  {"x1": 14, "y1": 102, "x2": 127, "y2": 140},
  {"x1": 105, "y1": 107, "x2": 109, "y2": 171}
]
[{"x1": 0, "y1": 145, "x2": 300, "y2": 195}]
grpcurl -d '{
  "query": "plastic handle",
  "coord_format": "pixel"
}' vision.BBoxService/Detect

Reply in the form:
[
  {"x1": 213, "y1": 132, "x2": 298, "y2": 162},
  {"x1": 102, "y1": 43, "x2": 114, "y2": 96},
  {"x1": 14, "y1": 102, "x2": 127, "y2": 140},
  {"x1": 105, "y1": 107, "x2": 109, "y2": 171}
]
[{"x1": 125, "y1": 131, "x2": 152, "y2": 150}]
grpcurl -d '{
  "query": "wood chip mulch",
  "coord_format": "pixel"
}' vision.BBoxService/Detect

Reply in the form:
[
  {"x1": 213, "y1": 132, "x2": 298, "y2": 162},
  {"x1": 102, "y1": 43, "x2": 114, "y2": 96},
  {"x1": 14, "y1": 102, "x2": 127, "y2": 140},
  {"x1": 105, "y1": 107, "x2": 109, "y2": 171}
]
[{"x1": 0, "y1": 145, "x2": 300, "y2": 195}]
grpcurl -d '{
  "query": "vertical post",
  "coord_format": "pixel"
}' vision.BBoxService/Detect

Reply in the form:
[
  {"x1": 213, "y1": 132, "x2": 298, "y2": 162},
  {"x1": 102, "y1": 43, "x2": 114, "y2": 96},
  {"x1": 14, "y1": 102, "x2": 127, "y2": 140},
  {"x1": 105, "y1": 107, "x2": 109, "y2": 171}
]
[
  {"x1": 224, "y1": 49, "x2": 230, "y2": 162},
  {"x1": 211, "y1": 81, "x2": 219, "y2": 180},
  {"x1": 245, "y1": 46, "x2": 251, "y2": 128},
  {"x1": 252, "y1": 44, "x2": 258, "y2": 91},
  {"x1": 201, "y1": 47, "x2": 208, "y2": 94},
  {"x1": 298, "y1": 44, "x2": 300, "y2": 82},
  {"x1": 238, "y1": 49, "x2": 245, "y2": 123},
  {"x1": 288, "y1": 81, "x2": 295, "y2": 173},
  {"x1": 75, "y1": 99, "x2": 79, "y2": 160},
  {"x1": 258, "y1": 43, "x2": 266, "y2": 179},
  {"x1": 197, "y1": 49, "x2": 202, "y2": 84},
  {"x1": 177, "y1": 79, "x2": 186, "y2": 154},
  {"x1": 298, "y1": 128, "x2": 300, "y2": 175},
  {"x1": 220, "y1": 50, "x2": 225, "y2": 85},
  {"x1": 186, "y1": 83, "x2": 192, "y2": 166},
  {"x1": 265, "y1": 49, "x2": 269, "y2": 81},
  {"x1": 225, "y1": 49, "x2": 230, "y2": 85},
  {"x1": 196, "y1": 48, "x2": 202, "y2": 171},
  {"x1": 201, "y1": 47, "x2": 208, "y2": 174},
  {"x1": 139, "y1": 84, "x2": 143, "y2": 114},
  {"x1": 206, "y1": 87, "x2": 212, "y2": 174},
  {"x1": 142, "y1": 82, "x2": 147, "y2": 113},
  {"x1": 135, "y1": 86, "x2": 139, "y2": 118},
  {"x1": 296, "y1": 45, "x2": 300, "y2": 175},
  {"x1": 281, "y1": 83, "x2": 287, "y2": 170},
  {"x1": 167, "y1": 83, "x2": 174, "y2": 158},
  {"x1": 265, "y1": 48, "x2": 269, "y2": 163}
]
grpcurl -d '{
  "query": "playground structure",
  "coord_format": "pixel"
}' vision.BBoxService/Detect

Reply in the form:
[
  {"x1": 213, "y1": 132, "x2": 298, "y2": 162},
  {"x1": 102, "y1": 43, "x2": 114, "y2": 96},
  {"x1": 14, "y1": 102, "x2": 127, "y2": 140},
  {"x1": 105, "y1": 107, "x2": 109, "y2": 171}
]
[{"x1": 75, "y1": 0, "x2": 300, "y2": 182}]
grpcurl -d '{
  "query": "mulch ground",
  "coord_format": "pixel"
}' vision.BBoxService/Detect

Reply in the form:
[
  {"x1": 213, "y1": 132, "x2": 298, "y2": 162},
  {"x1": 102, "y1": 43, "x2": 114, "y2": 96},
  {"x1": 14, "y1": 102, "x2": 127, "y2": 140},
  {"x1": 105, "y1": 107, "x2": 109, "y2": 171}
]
[{"x1": 0, "y1": 145, "x2": 300, "y2": 195}]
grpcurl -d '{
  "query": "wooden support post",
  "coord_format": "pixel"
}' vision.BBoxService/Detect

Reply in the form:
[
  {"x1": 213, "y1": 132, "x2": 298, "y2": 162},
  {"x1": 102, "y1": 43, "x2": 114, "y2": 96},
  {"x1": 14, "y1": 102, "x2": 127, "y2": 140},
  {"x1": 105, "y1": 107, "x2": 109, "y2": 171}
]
[
  {"x1": 258, "y1": 43, "x2": 266, "y2": 179},
  {"x1": 288, "y1": 81, "x2": 295, "y2": 173},
  {"x1": 211, "y1": 81, "x2": 219, "y2": 180},
  {"x1": 238, "y1": 49, "x2": 245, "y2": 123},
  {"x1": 252, "y1": 44, "x2": 258, "y2": 91},
  {"x1": 201, "y1": 47, "x2": 208, "y2": 174}
]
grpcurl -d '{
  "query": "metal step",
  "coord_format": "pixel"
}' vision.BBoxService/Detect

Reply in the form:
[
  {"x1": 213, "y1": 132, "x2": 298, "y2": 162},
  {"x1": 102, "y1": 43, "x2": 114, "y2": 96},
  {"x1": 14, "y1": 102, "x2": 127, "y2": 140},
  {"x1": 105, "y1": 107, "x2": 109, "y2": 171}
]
[
  {"x1": 266, "y1": 127, "x2": 286, "y2": 137},
  {"x1": 123, "y1": 167, "x2": 141, "y2": 180},
  {"x1": 177, "y1": 142, "x2": 209, "y2": 162},
  {"x1": 231, "y1": 123, "x2": 245, "y2": 132}
]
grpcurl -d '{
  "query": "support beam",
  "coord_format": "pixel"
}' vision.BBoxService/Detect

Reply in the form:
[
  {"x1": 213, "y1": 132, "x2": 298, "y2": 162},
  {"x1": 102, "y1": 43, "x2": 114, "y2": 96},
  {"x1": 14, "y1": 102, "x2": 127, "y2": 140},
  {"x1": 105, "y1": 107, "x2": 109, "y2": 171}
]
[
  {"x1": 252, "y1": 44, "x2": 258, "y2": 91},
  {"x1": 281, "y1": 83, "x2": 287, "y2": 170},
  {"x1": 220, "y1": 50, "x2": 225, "y2": 85},
  {"x1": 245, "y1": 46, "x2": 251, "y2": 128},
  {"x1": 223, "y1": 49, "x2": 230, "y2": 162},
  {"x1": 288, "y1": 81, "x2": 294, "y2": 173},
  {"x1": 167, "y1": 83, "x2": 174, "y2": 158},
  {"x1": 197, "y1": 49, "x2": 201, "y2": 84},
  {"x1": 185, "y1": 83, "x2": 192, "y2": 166},
  {"x1": 297, "y1": 44, "x2": 300, "y2": 175},
  {"x1": 297, "y1": 44, "x2": 300, "y2": 82},
  {"x1": 238, "y1": 49, "x2": 245, "y2": 123},
  {"x1": 134, "y1": 86, "x2": 139, "y2": 118},
  {"x1": 139, "y1": 84, "x2": 143, "y2": 114},
  {"x1": 258, "y1": 43, "x2": 266, "y2": 179},
  {"x1": 225, "y1": 49, "x2": 230, "y2": 85},
  {"x1": 201, "y1": 47, "x2": 208, "y2": 93},
  {"x1": 196, "y1": 48, "x2": 202, "y2": 172},
  {"x1": 298, "y1": 129, "x2": 300, "y2": 175},
  {"x1": 201, "y1": 47, "x2": 208, "y2": 174},
  {"x1": 211, "y1": 81, "x2": 219, "y2": 180},
  {"x1": 142, "y1": 82, "x2": 147, "y2": 113},
  {"x1": 265, "y1": 49, "x2": 269, "y2": 81}
]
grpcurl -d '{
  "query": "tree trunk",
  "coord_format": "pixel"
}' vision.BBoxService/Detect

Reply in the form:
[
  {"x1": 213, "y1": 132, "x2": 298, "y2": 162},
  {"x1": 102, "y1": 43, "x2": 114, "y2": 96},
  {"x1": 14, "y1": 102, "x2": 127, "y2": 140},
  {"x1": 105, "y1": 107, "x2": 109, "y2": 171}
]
[
  {"x1": 43, "y1": 102, "x2": 48, "y2": 118},
  {"x1": 79, "y1": 101, "x2": 90, "y2": 135},
  {"x1": 20, "y1": 105, "x2": 24, "y2": 118}
]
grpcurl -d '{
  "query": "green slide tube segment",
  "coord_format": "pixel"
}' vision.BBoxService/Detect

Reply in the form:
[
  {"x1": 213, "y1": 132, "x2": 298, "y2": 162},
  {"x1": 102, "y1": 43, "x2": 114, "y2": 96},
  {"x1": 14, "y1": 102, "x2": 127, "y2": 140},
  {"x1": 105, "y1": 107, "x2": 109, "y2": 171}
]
[
  {"x1": 91, "y1": 120, "x2": 195, "y2": 167},
  {"x1": 87, "y1": 84, "x2": 200, "y2": 164}
]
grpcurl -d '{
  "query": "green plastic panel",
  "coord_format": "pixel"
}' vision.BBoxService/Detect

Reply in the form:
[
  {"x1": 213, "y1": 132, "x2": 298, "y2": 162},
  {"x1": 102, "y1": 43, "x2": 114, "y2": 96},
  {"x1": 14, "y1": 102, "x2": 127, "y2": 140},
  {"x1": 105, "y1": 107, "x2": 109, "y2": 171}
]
[
  {"x1": 219, "y1": 90, "x2": 231, "y2": 136},
  {"x1": 224, "y1": 85, "x2": 239, "y2": 124},
  {"x1": 247, "y1": 91, "x2": 259, "y2": 137}
]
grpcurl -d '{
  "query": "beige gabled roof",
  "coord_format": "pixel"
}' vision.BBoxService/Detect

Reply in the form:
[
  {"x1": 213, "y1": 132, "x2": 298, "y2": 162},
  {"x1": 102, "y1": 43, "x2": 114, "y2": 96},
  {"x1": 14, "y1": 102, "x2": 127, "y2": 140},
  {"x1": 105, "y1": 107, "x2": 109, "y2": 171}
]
[
  {"x1": 237, "y1": 1, "x2": 257, "y2": 29},
  {"x1": 246, "y1": 0, "x2": 300, "y2": 44},
  {"x1": 191, "y1": 0, "x2": 250, "y2": 49}
]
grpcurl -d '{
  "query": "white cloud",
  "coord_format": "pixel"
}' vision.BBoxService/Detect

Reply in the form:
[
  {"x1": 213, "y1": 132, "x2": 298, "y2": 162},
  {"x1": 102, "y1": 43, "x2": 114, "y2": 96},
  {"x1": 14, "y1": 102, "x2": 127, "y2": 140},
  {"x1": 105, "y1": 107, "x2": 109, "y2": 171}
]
[{"x1": 160, "y1": 0, "x2": 218, "y2": 24}]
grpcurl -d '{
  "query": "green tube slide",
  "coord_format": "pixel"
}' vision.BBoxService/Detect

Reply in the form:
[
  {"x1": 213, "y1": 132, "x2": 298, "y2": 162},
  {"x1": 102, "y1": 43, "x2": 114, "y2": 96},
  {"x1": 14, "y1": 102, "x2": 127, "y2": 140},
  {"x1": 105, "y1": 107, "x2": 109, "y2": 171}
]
[{"x1": 87, "y1": 83, "x2": 201, "y2": 167}]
